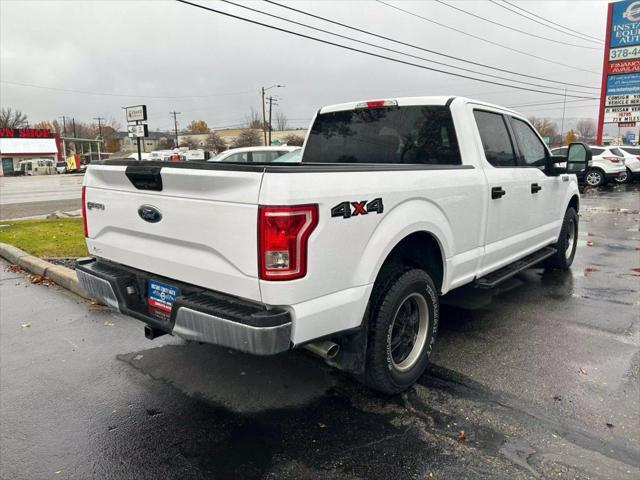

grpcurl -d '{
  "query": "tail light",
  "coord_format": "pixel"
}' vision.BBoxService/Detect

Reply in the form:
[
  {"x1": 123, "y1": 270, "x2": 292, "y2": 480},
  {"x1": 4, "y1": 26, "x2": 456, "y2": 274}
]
[
  {"x1": 603, "y1": 156, "x2": 621, "y2": 163},
  {"x1": 258, "y1": 204, "x2": 318, "y2": 280},
  {"x1": 81, "y1": 186, "x2": 88, "y2": 237}
]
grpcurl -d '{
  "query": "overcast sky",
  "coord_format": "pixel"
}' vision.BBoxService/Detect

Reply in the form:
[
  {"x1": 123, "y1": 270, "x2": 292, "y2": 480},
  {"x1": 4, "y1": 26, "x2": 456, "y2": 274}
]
[{"x1": 1, "y1": 0, "x2": 607, "y2": 132}]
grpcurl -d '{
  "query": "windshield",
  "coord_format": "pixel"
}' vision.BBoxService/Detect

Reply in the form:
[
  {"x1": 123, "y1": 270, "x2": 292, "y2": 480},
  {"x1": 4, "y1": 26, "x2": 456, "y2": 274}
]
[
  {"x1": 303, "y1": 105, "x2": 461, "y2": 165},
  {"x1": 274, "y1": 149, "x2": 302, "y2": 162}
]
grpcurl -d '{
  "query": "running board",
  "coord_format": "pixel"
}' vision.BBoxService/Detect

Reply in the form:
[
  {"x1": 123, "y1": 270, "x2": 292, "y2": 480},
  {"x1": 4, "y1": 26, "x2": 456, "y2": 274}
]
[{"x1": 474, "y1": 247, "x2": 557, "y2": 289}]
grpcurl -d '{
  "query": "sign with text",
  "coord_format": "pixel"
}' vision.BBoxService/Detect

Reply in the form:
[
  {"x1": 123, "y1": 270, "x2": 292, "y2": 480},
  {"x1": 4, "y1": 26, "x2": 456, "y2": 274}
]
[
  {"x1": 0, "y1": 128, "x2": 53, "y2": 138},
  {"x1": 609, "y1": 58, "x2": 640, "y2": 73},
  {"x1": 599, "y1": 1, "x2": 640, "y2": 140},
  {"x1": 127, "y1": 124, "x2": 149, "y2": 138},
  {"x1": 618, "y1": 121, "x2": 637, "y2": 126},
  {"x1": 604, "y1": 105, "x2": 640, "y2": 122},
  {"x1": 125, "y1": 105, "x2": 147, "y2": 123}
]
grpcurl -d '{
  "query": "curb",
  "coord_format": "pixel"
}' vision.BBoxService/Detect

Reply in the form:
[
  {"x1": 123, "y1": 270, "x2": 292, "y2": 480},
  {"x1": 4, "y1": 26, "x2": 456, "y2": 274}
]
[{"x1": 0, "y1": 242, "x2": 93, "y2": 301}]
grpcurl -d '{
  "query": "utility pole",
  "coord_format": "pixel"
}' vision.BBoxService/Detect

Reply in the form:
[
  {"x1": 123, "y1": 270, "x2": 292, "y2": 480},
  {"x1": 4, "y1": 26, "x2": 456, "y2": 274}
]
[
  {"x1": 267, "y1": 95, "x2": 279, "y2": 145},
  {"x1": 93, "y1": 117, "x2": 105, "y2": 161},
  {"x1": 58, "y1": 116, "x2": 68, "y2": 136},
  {"x1": 170, "y1": 111, "x2": 181, "y2": 148},
  {"x1": 260, "y1": 85, "x2": 284, "y2": 146},
  {"x1": 72, "y1": 118, "x2": 77, "y2": 138},
  {"x1": 560, "y1": 88, "x2": 567, "y2": 144}
]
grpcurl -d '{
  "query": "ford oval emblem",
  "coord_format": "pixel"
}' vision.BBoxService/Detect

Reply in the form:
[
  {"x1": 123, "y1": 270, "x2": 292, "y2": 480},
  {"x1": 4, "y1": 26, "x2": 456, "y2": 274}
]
[{"x1": 138, "y1": 205, "x2": 162, "y2": 223}]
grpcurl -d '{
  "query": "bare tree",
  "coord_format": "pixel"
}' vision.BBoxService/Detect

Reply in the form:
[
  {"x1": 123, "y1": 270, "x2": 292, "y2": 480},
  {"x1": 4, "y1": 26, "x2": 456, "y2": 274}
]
[
  {"x1": 157, "y1": 138, "x2": 175, "y2": 150},
  {"x1": 275, "y1": 111, "x2": 289, "y2": 131},
  {"x1": 205, "y1": 132, "x2": 227, "y2": 153},
  {"x1": 575, "y1": 119, "x2": 596, "y2": 142},
  {"x1": 0, "y1": 108, "x2": 29, "y2": 128},
  {"x1": 232, "y1": 129, "x2": 262, "y2": 148},
  {"x1": 245, "y1": 107, "x2": 264, "y2": 129},
  {"x1": 282, "y1": 134, "x2": 304, "y2": 146}
]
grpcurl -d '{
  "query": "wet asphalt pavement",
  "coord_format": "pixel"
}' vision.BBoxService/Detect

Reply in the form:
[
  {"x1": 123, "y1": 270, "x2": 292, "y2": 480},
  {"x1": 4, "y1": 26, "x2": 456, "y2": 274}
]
[{"x1": 1, "y1": 185, "x2": 639, "y2": 479}]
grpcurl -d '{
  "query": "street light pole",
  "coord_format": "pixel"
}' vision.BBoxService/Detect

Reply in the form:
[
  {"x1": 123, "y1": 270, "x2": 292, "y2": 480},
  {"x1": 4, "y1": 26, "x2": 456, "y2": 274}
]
[
  {"x1": 170, "y1": 111, "x2": 181, "y2": 148},
  {"x1": 93, "y1": 116, "x2": 105, "y2": 161}
]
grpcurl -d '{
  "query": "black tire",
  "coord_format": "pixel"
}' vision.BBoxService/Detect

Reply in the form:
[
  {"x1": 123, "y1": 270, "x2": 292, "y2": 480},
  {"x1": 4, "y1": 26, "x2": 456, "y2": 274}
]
[
  {"x1": 546, "y1": 207, "x2": 578, "y2": 270},
  {"x1": 615, "y1": 169, "x2": 630, "y2": 184},
  {"x1": 364, "y1": 268, "x2": 439, "y2": 394},
  {"x1": 584, "y1": 168, "x2": 604, "y2": 187}
]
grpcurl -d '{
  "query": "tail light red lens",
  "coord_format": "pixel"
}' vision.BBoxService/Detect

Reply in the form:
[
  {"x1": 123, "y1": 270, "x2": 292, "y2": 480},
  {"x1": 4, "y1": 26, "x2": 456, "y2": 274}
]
[
  {"x1": 604, "y1": 156, "x2": 621, "y2": 163},
  {"x1": 81, "y1": 186, "x2": 88, "y2": 238},
  {"x1": 258, "y1": 204, "x2": 318, "y2": 280}
]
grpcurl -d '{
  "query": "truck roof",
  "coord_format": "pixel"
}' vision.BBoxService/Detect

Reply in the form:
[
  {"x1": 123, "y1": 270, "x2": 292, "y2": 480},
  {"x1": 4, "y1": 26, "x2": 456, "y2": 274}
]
[{"x1": 318, "y1": 96, "x2": 520, "y2": 116}]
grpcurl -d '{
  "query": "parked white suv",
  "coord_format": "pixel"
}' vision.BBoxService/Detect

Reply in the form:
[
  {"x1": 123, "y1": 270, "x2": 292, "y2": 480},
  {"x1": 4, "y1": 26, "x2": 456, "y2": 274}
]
[
  {"x1": 612, "y1": 146, "x2": 640, "y2": 182},
  {"x1": 552, "y1": 145, "x2": 626, "y2": 186},
  {"x1": 77, "y1": 96, "x2": 589, "y2": 393}
]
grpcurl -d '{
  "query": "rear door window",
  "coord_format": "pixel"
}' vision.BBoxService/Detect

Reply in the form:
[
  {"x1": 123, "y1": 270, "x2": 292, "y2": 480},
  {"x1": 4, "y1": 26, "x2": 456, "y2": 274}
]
[
  {"x1": 303, "y1": 105, "x2": 461, "y2": 165},
  {"x1": 622, "y1": 147, "x2": 640, "y2": 155},
  {"x1": 251, "y1": 151, "x2": 284, "y2": 162},
  {"x1": 223, "y1": 152, "x2": 249, "y2": 163},
  {"x1": 609, "y1": 148, "x2": 623, "y2": 156},
  {"x1": 473, "y1": 110, "x2": 517, "y2": 167}
]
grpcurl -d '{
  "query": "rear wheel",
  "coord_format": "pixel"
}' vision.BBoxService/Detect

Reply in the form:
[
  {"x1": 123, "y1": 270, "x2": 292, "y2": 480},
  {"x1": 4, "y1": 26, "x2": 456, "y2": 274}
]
[
  {"x1": 365, "y1": 268, "x2": 439, "y2": 394},
  {"x1": 546, "y1": 207, "x2": 578, "y2": 270},
  {"x1": 615, "y1": 170, "x2": 629, "y2": 184},
  {"x1": 585, "y1": 169, "x2": 604, "y2": 187}
]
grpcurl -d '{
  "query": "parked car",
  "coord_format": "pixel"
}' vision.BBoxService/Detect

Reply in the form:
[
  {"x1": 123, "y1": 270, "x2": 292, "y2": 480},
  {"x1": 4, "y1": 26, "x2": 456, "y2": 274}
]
[
  {"x1": 55, "y1": 161, "x2": 67, "y2": 174},
  {"x1": 77, "y1": 96, "x2": 589, "y2": 393},
  {"x1": 18, "y1": 159, "x2": 56, "y2": 176},
  {"x1": 551, "y1": 145, "x2": 626, "y2": 186},
  {"x1": 127, "y1": 152, "x2": 152, "y2": 161},
  {"x1": 209, "y1": 146, "x2": 299, "y2": 163},
  {"x1": 611, "y1": 146, "x2": 640, "y2": 182}
]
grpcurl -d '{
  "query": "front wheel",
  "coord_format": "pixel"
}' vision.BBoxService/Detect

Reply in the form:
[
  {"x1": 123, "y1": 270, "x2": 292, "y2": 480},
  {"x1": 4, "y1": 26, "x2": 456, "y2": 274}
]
[
  {"x1": 584, "y1": 168, "x2": 604, "y2": 187},
  {"x1": 546, "y1": 207, "x2": 578, "y2": 270},
  {"x1": 365, "y1": 268, "x2": 439, "y2": 394}
]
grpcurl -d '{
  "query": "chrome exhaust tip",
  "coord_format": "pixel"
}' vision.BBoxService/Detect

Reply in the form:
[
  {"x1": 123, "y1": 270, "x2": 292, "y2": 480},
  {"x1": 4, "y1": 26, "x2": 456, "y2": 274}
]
[{"x1": 304, "y1": 340, "x2": 340, "y2": 360}]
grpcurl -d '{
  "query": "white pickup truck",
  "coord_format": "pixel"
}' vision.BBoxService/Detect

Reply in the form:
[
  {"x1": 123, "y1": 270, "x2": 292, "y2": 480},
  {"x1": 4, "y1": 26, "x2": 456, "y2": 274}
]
[{"x1": 77, "y1": 96, "x2": 590, "y2": 393}]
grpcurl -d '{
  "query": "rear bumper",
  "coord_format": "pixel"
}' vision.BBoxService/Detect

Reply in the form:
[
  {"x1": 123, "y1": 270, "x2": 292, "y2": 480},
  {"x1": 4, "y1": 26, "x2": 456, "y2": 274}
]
[
  {"x1": 605, "y1": 171, "x2": 626, "y2": 181},
  {"x1": 76, "y1": 257, "x2": 292, "y2": 355}
]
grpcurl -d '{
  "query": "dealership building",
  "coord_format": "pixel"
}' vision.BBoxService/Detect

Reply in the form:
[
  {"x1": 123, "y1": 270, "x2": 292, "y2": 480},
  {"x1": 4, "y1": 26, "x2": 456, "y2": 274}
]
[{"x1": 0, "y1": 128, "x2": 62, "y2": 176}]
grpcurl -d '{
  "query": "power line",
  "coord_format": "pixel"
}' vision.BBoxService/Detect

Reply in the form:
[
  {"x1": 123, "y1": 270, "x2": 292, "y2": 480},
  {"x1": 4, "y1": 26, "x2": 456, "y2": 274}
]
[
  {"x1": 507, "y1": 98, "x2": 599, "y2": 108},
  {"x1": 488, "y1": 1, "x2": 602, "y2": 45},
  {"x1": 262, "y1": 0, "x2": 598, "y2": 90},
  {"x1": 514, "y1": 103, "x2": 599, "y2": 113},
  {"x1": 176, "y1": 0, "x2": 596, "y2": 99},
  {"x1": 434, "y1": 0, "x2": 600, "y2": 50},
  {"x1": 373, "y1": 1, "x2": 598, "y2": 75},
  {"x1": 502, "y1": 0, "x2": 604, "y2": 43},
  {"x1": 0, "y1": 80, "x2": 254, "y2": 99},
  {"x1": 222, "y1": 0, "x2": 596, "y2": 95},
  {"x1": 176, "y1": 0, "x2": 587, "y2": 98}
]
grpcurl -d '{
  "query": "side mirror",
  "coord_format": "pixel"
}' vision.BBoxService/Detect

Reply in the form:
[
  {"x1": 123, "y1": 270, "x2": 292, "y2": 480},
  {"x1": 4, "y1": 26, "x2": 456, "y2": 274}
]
[{"x1": 566, "y1": 142, "x2": 592, "y2": 175}]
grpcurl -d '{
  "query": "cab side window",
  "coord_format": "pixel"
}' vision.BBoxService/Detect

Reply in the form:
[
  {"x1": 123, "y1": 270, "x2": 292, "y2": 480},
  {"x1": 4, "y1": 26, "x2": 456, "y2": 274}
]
[
  {"x1": 473, "y1": 110, "x2": 517, "y2": 167},
  {"x1": 510, "y1": 118, "x2": 547, "y2": 168}
]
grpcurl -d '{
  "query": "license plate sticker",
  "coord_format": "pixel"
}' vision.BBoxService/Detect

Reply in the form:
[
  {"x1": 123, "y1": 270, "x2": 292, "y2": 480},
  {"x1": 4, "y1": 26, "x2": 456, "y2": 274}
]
[{"x1": 147, "y1": 280, "x2": 180, "y2": 312}]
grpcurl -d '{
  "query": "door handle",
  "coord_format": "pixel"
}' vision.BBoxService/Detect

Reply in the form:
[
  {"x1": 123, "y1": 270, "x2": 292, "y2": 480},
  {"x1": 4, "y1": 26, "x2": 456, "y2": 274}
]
[
  {"x1": 491, "y1": 186, "x2": 506, "y2": 199},
  {"x1": 531, "y1": 183, "x2": 542, "y2": 194}
]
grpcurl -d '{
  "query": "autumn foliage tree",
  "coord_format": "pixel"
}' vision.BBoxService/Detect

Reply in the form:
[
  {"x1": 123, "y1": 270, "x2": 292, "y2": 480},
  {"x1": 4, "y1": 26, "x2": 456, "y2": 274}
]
[
  {"x1": 186, "y1": 120, "x2": 209, "y2": 134},
  {"x1": 564, "y1": 130, "x2": 577, "y2": 144},
  {"x1": 528, "y1": 117, "x2": 558, "y2": 139}
]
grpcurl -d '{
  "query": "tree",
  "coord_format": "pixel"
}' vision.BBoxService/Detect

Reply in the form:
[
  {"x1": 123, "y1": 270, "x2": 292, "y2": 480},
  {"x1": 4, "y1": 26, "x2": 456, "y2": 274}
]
[
  {"x1": 528, "y1": 117, "x2": 558, "y2": 139},
  {"x1": 157, "y1": 138, "x2": 175, "y2": 150},
  {"x1": 232, "y1": 129, "x2": 262, "y2": 148},
  {"x1": 205, "y1": 132, "x2": 227, "y2": 153},
  {"x1": 33, "y1": 120, "x2": 62, "y2": 132},
  {"x1": 186, "y1": 120, "x2": 209, "y2": 134},
  {"x1": 564, "y1": 130, "x2": 577, "y2": 144},
  {"x1": 275, "y1": 111, "x2": 289, "y2": 131},
  {"x1": 281, "y1": 134, "x2": 304, "y2": 146},
  {"x1": 179, "y1": 138, "x2": 197, "y2": 149},
  {"x1": 245, "y1": 107, "x2": 264, "y2": 129},
  {"x1": 575, "y1": 119, "x2": 596, "y2": 142},
  {"x1": 0, "y1": 108, "x2": 28, "y2": 128}
]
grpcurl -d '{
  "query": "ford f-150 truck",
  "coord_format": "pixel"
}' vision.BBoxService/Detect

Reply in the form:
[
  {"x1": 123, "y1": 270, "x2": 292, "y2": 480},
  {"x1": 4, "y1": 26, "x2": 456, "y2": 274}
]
[{"x1": 77, "y1": 96, "x2": 590, "y2": 393}]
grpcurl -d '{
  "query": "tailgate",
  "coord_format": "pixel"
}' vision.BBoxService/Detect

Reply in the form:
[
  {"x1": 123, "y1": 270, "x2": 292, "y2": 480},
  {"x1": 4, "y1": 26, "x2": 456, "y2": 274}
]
[{"x1": 83, "y1": 164, "x2": 263, "y2": 302}]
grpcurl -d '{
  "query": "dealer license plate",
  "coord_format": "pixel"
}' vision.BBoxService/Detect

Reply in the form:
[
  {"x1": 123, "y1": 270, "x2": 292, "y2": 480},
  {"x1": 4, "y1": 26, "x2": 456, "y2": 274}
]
[{"x1": 147, "y1": 279, "x2": 180, "y2": 313}]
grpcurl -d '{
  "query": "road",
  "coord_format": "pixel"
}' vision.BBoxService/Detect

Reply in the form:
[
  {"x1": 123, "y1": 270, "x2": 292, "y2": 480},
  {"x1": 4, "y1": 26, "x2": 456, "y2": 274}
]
[
  {"x1": 0, "y1": 174, "x2": 83, "y2": 219},
  {"x1": 1, "y1": 185, "x2": 639, "y2": 479}
]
